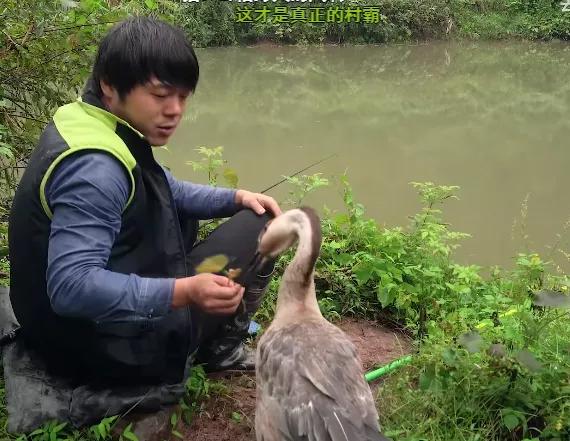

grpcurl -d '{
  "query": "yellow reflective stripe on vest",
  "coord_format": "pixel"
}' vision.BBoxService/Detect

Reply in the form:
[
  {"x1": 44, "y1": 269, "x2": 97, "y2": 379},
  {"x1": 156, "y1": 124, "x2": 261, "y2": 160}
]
[{"x1": 40, "y1": 100, "x2": 138, "y2": 219}]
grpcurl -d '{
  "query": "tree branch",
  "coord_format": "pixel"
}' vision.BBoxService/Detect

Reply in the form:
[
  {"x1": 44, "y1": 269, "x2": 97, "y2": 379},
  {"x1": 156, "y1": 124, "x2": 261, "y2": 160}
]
[
  {"x1": 14, "y1": 20, "x2": 119, "y2": 40},
  {"x1": 1, "y1": 30, "x2": 22, "y2": 52},
  {"x1": 19, "y1": 21, "x2": 36, "y2": 48},
  {"x1": 1, "y1": 112, "x2": 48, "y2": 125},
  {"x1": 0, "y1": 93, "x2": 32, "y2": 107}
]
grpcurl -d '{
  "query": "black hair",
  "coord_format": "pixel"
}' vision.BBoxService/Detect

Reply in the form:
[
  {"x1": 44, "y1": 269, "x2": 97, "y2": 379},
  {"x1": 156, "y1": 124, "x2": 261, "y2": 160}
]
[{"x1": 92, "y1": 17, "x2": 199, "y2": 99}]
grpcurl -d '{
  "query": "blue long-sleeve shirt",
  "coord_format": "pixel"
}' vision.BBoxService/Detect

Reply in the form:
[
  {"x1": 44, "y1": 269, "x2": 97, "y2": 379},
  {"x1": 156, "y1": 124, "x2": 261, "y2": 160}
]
[{"x1": 45, "y1": 152, "x2": 239, "y2": 323}]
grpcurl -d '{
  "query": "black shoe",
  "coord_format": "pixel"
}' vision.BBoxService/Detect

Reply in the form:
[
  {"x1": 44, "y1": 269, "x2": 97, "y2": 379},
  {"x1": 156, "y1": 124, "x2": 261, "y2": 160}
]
[{"x1": 203, "y1": 344, "x2": 256, "y2": 373}]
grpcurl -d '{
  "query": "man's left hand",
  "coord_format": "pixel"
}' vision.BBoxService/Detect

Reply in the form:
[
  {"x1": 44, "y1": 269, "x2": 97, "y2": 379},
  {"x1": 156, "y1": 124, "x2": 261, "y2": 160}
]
[{"x1": 235, "y1": 190, "x2": 282, "y2": 217}]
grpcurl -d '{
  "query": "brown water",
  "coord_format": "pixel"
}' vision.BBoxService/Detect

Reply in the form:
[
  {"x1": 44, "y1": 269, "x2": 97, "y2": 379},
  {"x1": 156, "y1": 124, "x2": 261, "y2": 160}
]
[{"x1": 155, "y1": 41, "x2": 570, "y2": 270}]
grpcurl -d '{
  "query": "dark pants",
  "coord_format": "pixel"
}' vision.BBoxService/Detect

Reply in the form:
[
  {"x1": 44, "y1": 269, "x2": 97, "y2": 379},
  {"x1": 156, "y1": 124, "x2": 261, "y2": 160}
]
[
  {"x1": 185, "y1": 209, "x2": 275, "y2": 367},
  {"x1": 39, "y1": 209, "x2": 274, "y2": 386}
]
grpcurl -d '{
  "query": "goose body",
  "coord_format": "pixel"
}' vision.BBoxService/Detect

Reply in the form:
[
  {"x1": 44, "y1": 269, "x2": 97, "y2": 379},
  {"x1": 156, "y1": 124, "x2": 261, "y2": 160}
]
[{"x1": 255, "y1": 207, "x2": 389, "y2": 441}]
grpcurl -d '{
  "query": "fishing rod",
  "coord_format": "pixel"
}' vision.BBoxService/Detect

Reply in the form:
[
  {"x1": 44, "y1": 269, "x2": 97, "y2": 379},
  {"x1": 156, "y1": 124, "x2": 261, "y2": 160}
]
[
  {"x1": 258, "y1": 153, "x2": 337, "y2": 195},
  {"x1": 199, "y1": 153, "x2": 337, "y2": 230}
]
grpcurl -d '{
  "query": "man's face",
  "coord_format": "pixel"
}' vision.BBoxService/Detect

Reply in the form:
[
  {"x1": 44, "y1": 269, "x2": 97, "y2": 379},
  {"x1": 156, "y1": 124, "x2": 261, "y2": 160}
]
[{"x1": 101, "y1": 77, "x2": 191, "y2": 146}]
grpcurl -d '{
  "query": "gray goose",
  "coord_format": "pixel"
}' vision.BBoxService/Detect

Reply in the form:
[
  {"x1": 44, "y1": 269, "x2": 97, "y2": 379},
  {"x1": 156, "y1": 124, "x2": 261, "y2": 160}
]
[{"x1": 254, "y1": 207, "x2": 390, "y2": 441}]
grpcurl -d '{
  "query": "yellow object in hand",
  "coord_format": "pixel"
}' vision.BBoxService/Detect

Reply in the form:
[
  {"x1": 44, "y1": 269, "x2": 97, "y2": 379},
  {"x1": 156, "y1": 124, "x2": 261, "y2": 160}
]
[{"x1": 195, "y1": 254, "x2": 229, "y2": 274}]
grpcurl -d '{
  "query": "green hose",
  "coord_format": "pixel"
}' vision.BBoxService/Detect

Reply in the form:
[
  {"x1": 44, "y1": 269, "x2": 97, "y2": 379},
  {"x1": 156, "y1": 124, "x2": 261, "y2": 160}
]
[{"x1": 364, "y1": 355, "x2": 413, "y2": 382}]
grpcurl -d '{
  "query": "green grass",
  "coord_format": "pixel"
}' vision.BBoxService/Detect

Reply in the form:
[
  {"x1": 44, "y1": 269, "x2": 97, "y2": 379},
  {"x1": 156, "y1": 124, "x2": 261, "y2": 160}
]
[{"x1": 0, "y1": 257, "x2": 10, "y2": 288}]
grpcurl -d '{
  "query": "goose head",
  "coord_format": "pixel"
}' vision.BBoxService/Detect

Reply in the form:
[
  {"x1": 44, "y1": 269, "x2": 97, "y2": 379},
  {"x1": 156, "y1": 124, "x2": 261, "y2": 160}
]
[
  {"x1": 254, "y1": 207, "x2": 321, "y2": 279},
  {"x1": 257, "y1": 211, "x2": 299, "y2": 259}
]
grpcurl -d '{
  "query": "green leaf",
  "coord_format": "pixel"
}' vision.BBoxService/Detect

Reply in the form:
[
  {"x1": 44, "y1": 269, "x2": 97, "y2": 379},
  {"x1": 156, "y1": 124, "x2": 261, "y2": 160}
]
[
  {"x1": 475, "y1": 319, "x2": 494, "y2": 330},
  {"x1": 502, "y1": 413, "x2": 519, "y2": 431},
  {"x1": 419, "y1": 372, "x2": 432, "y2": 391},
  {"x1": 171, "y1": 430, "x2": 184, "y2": 439},
  {"x1": 0, "y1": 146, "x2": 14, "y2": 159},
  {"x1": 53, "y1": 422, "x2": 67, "y2": 433},
  {"x1": 231, "y1": 411, "x2": 242, "y2": 423},
  {"x1": 170, "y1": 412, "x2": 177, "y2": 427},
  {"x1": 222, "y1": 168, "x2": 239, "y2": 188},
  {"x1": 97, "y1": 422, "x2": 107, "y2": 438},
  {"x1": 333, "y1": 253, "x2": 352, "y2": 265},
  {"x1": 419, "y1": 364, "x2": 436, "y2": 390},
  {"x1": 441, "y1": 348, "x2": 458, "y2": 366},
  {"x1": 122, "y1": 430, "x2": 139, "y2": 441},
  {"x1": 377, "y1": 284, "x2": 395, "y2": 307},
  {"x1": 145, "y1": 0, "x2": 157, "y2": 9},
  {"x1": 353, "y1": 264, "x2": 372, "y2": 285}
]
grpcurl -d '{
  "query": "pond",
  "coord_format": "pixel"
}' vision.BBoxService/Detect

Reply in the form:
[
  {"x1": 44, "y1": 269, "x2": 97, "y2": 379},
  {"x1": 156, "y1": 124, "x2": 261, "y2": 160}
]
[{"x1": 156, "y1": 41, "x2": 570, "y2": 270}]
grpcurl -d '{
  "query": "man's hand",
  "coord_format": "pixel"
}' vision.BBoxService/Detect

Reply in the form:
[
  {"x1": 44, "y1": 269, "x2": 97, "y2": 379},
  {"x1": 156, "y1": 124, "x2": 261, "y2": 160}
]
[
  {"x1": 235, "y1": 190, "x2": 282, "y2": 217},
  {"x1": 172, "y1": 273, "x2": 244, "y2": 315}
]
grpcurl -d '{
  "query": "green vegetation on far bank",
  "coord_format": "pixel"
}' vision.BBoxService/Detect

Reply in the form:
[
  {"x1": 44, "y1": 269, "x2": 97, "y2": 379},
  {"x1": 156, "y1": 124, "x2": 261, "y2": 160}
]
[{"x1": 180, "y1": 0, "x2": 570, "y2": 46}]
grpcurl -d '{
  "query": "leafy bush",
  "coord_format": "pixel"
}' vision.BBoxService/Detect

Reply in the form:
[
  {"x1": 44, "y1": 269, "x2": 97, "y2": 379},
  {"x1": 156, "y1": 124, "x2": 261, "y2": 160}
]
[{"x1": 380, "y1": 294, "x2": 570, "y2": 440}]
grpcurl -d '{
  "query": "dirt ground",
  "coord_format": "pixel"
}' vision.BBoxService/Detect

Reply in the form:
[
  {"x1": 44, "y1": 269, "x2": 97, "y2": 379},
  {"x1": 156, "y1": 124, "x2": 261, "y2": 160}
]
[{"x1": 176, "y1": 318, "x2": 411, "y2": 441}]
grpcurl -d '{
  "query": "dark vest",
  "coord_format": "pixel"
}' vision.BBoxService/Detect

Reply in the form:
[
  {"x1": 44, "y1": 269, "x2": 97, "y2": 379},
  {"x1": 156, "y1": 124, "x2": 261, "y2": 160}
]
[{"x1": 8, "y1": 86, "x2": 197, "y2": 384}]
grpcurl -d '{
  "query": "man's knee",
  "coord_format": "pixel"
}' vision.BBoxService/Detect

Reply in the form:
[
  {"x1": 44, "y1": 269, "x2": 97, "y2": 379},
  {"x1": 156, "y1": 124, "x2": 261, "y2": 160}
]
[{"x1": 232, "y1": 208, "x2": 273, "y2": 233}]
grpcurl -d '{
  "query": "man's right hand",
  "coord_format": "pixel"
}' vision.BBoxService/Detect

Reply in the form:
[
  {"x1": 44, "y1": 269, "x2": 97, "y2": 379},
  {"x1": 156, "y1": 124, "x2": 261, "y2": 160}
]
[{"x1": 172, "y1": 273, "x2": 244, "y2": 315}]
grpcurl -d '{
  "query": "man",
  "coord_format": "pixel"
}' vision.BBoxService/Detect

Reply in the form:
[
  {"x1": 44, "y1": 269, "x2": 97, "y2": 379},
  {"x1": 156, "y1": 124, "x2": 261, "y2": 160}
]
[{"x1": 8, "y1": 17, "x2": 281, "y2": 387}]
